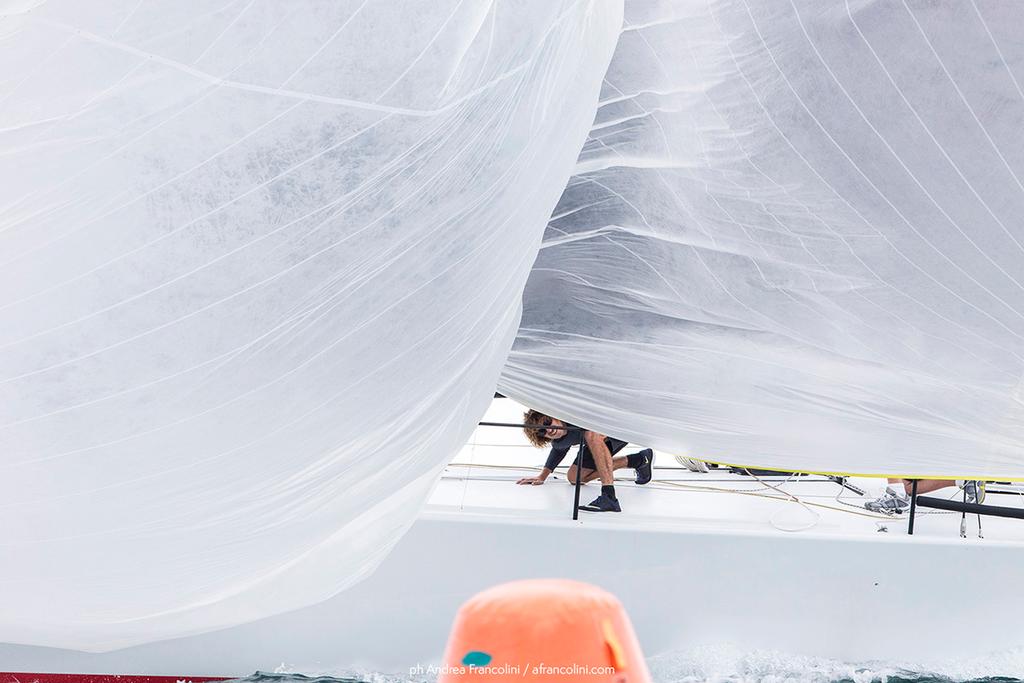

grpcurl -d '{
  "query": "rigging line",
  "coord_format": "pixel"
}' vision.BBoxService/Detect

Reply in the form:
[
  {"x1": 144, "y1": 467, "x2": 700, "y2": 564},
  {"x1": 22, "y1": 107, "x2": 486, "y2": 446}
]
[
  {"x1": 646, "y1": 480, "x2": 895, "y2": 521},
  {"x1": 744, "y1": 467, "x2": 820, "y2": 532},
  {"x1": 449, "y1": 465, "x2": 844, "y2": 483}
]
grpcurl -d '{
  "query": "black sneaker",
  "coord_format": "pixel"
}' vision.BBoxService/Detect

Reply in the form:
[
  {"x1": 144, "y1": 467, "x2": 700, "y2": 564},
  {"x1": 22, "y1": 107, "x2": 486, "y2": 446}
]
[
  {"x1": 634, "y1": 448, "x2": 654, "y2": 485},
  {"x1": 579, "y1": 493, "x2": 621, "y2": 512}
]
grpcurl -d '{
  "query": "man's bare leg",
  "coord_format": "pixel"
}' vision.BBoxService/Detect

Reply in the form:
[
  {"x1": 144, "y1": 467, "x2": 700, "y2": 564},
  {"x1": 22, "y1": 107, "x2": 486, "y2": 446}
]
[
  {"x1": 567, "y1": 456, "x2": 629, "y2": 484},
  {"x1": 899, "y1": 479, "x2": 956, "y2": 495},
  {"x1": 585, "y1": 432, "x2": 616, "y2": 487},
  {"x1": 577, "y1": 432, "x2": 624, "y2": 512}
]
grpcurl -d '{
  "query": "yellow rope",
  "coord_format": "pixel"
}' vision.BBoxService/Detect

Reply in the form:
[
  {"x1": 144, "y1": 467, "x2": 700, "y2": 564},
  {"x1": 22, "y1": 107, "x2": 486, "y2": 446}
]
[{"x1": 687, "y1": 457, "x2": 1024, "y2": 482}]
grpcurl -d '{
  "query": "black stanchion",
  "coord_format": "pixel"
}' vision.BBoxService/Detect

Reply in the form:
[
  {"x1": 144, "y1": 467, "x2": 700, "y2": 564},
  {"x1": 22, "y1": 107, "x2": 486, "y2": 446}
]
[
  {"x1": 572, "y1": 429, "x2": 584, "y2": 521},
  {"x1": 908, "y1": 479, "x2": 919, "y2": 535}
]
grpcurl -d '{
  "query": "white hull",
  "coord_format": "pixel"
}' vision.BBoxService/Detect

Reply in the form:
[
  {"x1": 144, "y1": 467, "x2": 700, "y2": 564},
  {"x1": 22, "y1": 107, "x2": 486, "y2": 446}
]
[{"x1": 2, "y1": 464, "x2": 1023, "y2": 677}]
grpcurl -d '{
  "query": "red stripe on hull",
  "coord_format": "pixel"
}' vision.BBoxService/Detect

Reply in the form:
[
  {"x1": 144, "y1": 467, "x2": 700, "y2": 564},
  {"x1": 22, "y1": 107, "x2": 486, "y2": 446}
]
[{"x1": 0, "y1": 674, "x2": 228, "y2": 683}]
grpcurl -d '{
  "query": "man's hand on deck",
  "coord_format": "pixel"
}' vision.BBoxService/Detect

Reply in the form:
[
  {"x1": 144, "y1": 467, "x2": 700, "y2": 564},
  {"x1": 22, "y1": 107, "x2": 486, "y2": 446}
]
[{"x1": 516, "y1": 476, "x2": 546, "y2": 485}]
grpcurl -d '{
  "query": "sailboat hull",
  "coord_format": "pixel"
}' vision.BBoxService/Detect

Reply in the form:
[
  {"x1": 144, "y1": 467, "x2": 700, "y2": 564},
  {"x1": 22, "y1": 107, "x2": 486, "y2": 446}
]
[{"x1": 1, "y1": 482, "x2": 1022, "y2": 677}]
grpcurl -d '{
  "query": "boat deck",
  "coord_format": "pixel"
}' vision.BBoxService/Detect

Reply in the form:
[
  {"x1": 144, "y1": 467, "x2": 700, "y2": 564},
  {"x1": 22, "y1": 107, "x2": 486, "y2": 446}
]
[
  {"x1": 438, "y1": 400, "x2": 1024, "y2": 544},
  {"x1": 3, "y1": 400, "x2": 1024, "y2": 677}
]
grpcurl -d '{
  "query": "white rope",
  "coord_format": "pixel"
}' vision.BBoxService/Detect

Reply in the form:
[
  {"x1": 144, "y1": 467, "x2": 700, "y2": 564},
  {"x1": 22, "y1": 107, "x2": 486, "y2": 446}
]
[{"x1": 742, "y1": 468, "x2": 821, "y2": 533}]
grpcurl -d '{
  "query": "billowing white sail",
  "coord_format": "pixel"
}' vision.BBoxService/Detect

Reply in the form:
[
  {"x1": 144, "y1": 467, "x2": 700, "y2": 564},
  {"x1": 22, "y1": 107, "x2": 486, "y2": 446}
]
[
  {"x1": 7, "y1": 0, "x2": 1024, "y2": 657},
  {"x1": 502, "y1": 0, "x2": 1024, "y2": 479},
  {"x1": 0, "y1": 0, "x2": 622, "y2": 650}
]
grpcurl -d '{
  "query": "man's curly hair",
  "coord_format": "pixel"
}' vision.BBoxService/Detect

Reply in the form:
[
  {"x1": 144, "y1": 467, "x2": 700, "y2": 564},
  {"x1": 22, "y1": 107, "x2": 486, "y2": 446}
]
[{"x1": 523, "y1": 408, "x2": 553, "y2": 448}]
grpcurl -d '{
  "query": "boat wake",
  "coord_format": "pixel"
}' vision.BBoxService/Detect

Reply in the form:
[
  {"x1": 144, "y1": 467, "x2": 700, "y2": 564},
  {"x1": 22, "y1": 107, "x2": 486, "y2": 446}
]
[
  {"x1": 251, "y1": 644, "x2": 1024, "y2": 683},
  {"x1": 646, "y1": 643, "x2": 1024, "y2": 682}
]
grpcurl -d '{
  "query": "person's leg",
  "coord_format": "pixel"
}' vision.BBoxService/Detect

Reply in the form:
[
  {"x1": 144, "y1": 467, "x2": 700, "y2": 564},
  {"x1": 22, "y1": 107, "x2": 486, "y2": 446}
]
[
  {"x1": 570, "y1": 454, "x2": 629, "y2": 484},
  {"x1": 567, "y1": 465, "x2": 601, "y2": 484},
  {"x1": 577, "y1": 468, "x2": 598, "y2": 483},
  {"x1": 566, "y1": 448, "x2": 589, "y2": 485},
  {"x1": 903, "y1": 479, "x2": 955, "y2": 495},
  {"x1": 567, "y1": 451, "x2": 584, "y2": 485},
  {"x1": 602, "y1": 438, "x2": 654, "y2": 484},
  {"x1": 573, "y1": 456, "x2": 630, "y2": 483},
  {"x1": 589, "y1": 441, "x2": 615, "y2": 487},
  {"x1": 578, "y1": 438, "x2": 621, "y2": 512},
  {"x1": 907, "y1": 479, "x2": 984, "y2": 502}
]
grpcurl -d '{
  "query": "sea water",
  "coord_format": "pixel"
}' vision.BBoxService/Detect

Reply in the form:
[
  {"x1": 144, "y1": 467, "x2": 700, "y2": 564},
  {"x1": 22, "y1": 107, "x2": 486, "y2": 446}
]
[{"x1": 236, "y1": 644, "x2": 1024, "y2": 682}]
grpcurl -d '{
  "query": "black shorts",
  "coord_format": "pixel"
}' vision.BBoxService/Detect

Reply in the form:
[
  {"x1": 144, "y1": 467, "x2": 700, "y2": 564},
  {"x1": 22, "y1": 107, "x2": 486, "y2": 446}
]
[{"x1": 572, "y1": 437, "x2": 628, "y2": 470}]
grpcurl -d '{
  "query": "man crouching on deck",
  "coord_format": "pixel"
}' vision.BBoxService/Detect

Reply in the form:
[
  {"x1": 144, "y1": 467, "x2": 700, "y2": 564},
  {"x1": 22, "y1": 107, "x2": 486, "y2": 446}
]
[{"x1": 517, "y1": 408, "x2": 653, "y2": 512}]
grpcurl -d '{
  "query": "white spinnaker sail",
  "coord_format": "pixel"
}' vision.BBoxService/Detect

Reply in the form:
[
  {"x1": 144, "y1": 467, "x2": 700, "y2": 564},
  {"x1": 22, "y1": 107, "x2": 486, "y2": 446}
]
[
  {"x1": 502, "y1": 0, "x2": 1024, "y2": 479},
  {"x1": 0, "y1": 0, "x2": 622, "y2": 650},
  {"x1": 6, "y1": 0, "x2": 1024, "y2": 656}
]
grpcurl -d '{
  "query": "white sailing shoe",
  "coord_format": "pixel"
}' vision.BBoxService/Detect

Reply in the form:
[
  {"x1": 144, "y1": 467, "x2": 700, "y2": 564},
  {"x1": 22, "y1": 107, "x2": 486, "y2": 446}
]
[{"x1": 864, "y1": 486, "x2": 910, "y2": 514}]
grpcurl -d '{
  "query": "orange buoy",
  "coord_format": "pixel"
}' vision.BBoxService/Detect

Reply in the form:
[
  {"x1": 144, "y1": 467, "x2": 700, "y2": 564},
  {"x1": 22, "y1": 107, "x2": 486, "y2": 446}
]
[{"x1": 438, "y1": 579, "x2": 650, "y2": 682}]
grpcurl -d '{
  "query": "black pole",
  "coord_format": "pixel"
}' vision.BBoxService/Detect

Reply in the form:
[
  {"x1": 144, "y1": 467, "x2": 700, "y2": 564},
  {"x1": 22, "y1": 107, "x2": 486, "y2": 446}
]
[
  {"x1": 907, "y1": 479, "x2": 919, "y2": 535},
  {"x1": 913, "y1": 495, "x2": 1024, "y2": 519},
  {"x1": 572, "y1": 428, "x2": 585, "y2": 520},
  {"x1": 479, "y1": 421, "x2": 583, "y2": 433}
]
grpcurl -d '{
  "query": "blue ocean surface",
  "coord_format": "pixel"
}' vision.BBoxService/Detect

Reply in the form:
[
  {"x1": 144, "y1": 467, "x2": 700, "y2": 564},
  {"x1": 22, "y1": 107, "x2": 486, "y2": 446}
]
[{"x1": 233, "y1": 644, "x2": 1024, "y2": 682}]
